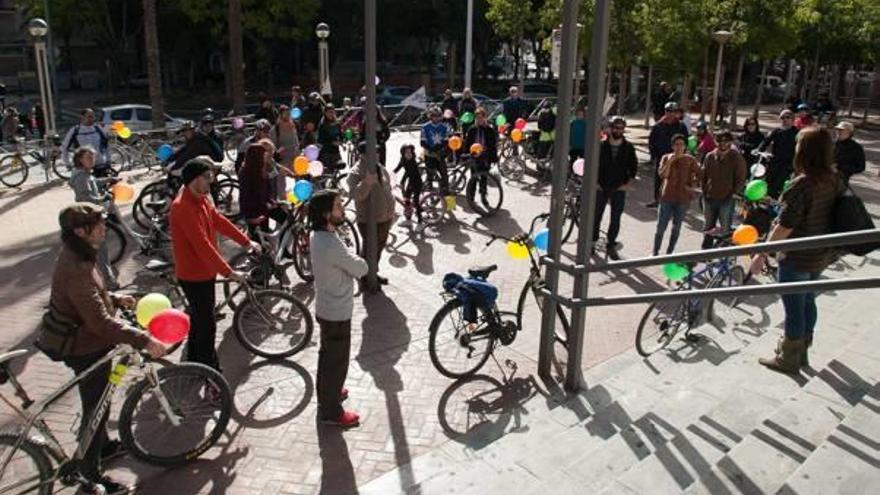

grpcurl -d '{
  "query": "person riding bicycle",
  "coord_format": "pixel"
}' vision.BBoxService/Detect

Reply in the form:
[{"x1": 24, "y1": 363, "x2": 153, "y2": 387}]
[
  {"x1": 421, "y1": 106, "x2": 451, "y2": 195},
  {"x1": 318, "y1": 103, "x2": 345, "y2": 170},
  {"x1": 61, "y1": 108, "x2": 112, "y2": 177},
  {"x1": 199, "y1": 110, "x2": 223, "y2": 153},
  {"x1": 464, "y1": 107, "x2": 498, "y2": 203},
  {"x1": 42, "y1": 203, "x2": 166, "y2": 495},
  {"x1": 166, "y1": 120, "x2": 223, "y2": 176}
]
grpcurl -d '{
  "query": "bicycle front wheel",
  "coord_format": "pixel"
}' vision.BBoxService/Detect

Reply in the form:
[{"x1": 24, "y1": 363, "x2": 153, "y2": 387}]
[
  {"x1": 0, "y1": 433, "x2": 55, "y2": 495},
  {"x1": 291, "y1": 226, "x2": 314, "y2": 283},
  {"x1": 419, "y1": 190, "x2": 445, "y2": 226},
  {"x1": 133, "y1": 181, "x2": 172, "y2": 230},
  {"x1": 118, "y1": 363, "x2": 232, "y2": 467},
  {"x1": 233, "y1": 289, "x2": 314, "y2": 358},
  {"x1": 52, "y1": 157, "x2": 73, "y2": 181},
  {"x1": 212, "y1": 178, "x2": 240, "y2": 222},
  {"x1": 498, "y1": 156, "x2": 525, "y2": 181},
  {"x1": 515, "y1": 277, "x2": 569, "y2": 348},
  {"x1": 466, "y1": 173, "x2": 504, "y2": 217},
  {"x1": 428, "y1": 298, "x2": 495, "y2": 379},
  {"x1": 635, "y1": 299, "x2": 688, "y2": 356},
  {"x1": 0, "y1": 154, "x2": 29, "y2": 188},
  {"x1": 105, "y1": 221, "x2": 127, "y2": 265}
]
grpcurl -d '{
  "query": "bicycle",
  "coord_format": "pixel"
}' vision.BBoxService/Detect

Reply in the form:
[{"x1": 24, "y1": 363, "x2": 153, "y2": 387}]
[
  {"x1": 0, "y1": 136, "x2": 62, "y2": 186},
  {"x1": 0, "y1": 344, "x2": 232, "y2": 494},
  {"x1": 105, "y1": 198, "x2": 172, "y2": 265},
  {"x1": 133, "y1": 260, "x2": 314, "y2": 359},
  {"x1": 132, "y1": 169, "x2": 240, "y2": 230},
  {"x1": 635, "y1": 232, "x2": 746, "y2": 357},
  {"x1": 423, "y1": 153, "x2": 504, "y2": 217},
  {"x1": 427, "y1": 213, "x2": 571, "y2": 379},
  {"x1": 497, "y1": 131, "x2": 553, "y2": 182}
]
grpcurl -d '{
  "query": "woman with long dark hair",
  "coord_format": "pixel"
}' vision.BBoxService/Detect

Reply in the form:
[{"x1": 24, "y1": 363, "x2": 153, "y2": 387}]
[
  {"x1": 750, "y1": 126, "x2": 844, "y2": 373},
  {"x1": 238, "y1": 142, "x2": 288, "y2": 237},
  {"x1": 738, "y1": 117, "x2": 765, "y2": 166}
]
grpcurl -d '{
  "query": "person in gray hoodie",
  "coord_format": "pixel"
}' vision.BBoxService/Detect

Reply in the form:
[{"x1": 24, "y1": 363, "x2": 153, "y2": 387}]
[{"x1": 68, "y1": 146, "x2": 118, "y2": 288}]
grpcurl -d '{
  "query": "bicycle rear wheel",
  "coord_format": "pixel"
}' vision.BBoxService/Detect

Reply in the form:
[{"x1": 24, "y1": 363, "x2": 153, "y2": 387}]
[
  {"x1": 52, "y1": 157, "x2": 73, "y2": 181},
  {"x1": 636, "y1": 299, "x2": 689, "y2": 356},
  {"x1": 233, "y1": 289, "x2": 314, "y2": 358},
  {"x1": 0, "y1": 433, "x2": 55, "y2": 495},
  {"x1": 105, "y1": 221, "x2": 127, "y2": 265},
  {"x1": 708, "y1": 264, "x2": 746, "y2": 312},
  {"x1": 498, "y1": 156, "x2": 525, "y2": 181},
  {"x1": 0, "y1": 154, "x2": 29, "y2": 188},
  {"x1": 291, "y1": 226, "x2": 314, "y2": 283},
  {"x1": 133, "y1": 181, "x2": 172, "y2": 230},
  {"x1": 428, "y1": 298, "x2": 495, "y2": 379},
  {"x1": 118, "y1": 363, "x2": 231, "y2": 467},
  {"x1": 212, "y1": 178, "x2": 240, "y2": 222}
]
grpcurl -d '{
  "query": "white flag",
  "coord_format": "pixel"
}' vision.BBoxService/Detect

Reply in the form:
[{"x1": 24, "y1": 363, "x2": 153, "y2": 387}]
[{"x1": 400, "y1": 86, "x2": 428, "y2": 109}]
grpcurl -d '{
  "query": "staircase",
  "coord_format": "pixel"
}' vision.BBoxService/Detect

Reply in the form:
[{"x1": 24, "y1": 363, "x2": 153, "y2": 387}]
[{"x1": 359, "y1": 276, "x2": 880, "y2": 495}]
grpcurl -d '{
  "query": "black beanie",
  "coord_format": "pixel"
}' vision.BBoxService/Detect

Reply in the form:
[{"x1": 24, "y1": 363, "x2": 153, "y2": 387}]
[{"x1": 182, "y1": 156, "x2": 214, "y2": 185}]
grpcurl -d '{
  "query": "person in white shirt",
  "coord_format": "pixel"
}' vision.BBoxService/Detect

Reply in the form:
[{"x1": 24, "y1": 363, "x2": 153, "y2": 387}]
[{"x1": 62, "y1": 108, "x2": 112, "y2": 177}]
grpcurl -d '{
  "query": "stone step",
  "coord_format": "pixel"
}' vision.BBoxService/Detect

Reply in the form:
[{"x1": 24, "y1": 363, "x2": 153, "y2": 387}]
[{"x1": 777, "y1": 381, "x2": 880, "y2": 495}]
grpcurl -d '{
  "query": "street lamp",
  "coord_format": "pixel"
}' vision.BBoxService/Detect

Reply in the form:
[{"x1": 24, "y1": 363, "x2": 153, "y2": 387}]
[
  {"x1": 316, "y1": 22, "x2": 332, "y2": 99},
  {"x1": 465, "y1": 0, "x2": 474, "y2": 89},
  {"x1": 28, "y1": 17, "x2": 55, "y2": 136},
  {"x1": 710, "y1": 29, "x2": 733, "y2": 131}
]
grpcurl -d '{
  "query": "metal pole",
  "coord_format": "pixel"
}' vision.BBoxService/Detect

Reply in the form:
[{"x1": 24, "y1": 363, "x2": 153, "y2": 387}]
[
  {"x1": 34, "y1": 41, "x2": 53, "y2": 136},
  {"x1": 465, "y1": 0, "x2": 474, "y2": 89},
  {"x1": 644, "y1": 65, "x2": 653, "y2": 128},
  {"x1": 710, "y1": 41, "x2": 726, "y2": 131},
  {"x1": 537, "y1": 0, "x2": 580, "y2": 379},
  {"x1": 363, "y1": 0, "x2": 379, "y2": 293},
  {"x1": 566, "y1": 0, "x2": 610, "y2": 392},
  {"x1": 44, "y1": 0, "x2": 60, "y2": 129}
]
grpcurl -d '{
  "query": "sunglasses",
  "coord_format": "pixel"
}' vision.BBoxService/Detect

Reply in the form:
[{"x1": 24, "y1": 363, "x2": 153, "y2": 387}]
[
  {"x1": 782, "y1": 116, "x2": 793, "y2": 120},
  {"x1": 612, "y1": 126, "x2": 625, "y2": 131}
]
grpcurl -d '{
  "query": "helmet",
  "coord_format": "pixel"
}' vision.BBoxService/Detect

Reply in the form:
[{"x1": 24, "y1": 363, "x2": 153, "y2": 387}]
[
  {"x1": 428, "y1": 106, "x2": 441, "y2": 117},
  {"x1": 254, "y1": 119, "x2": 272, "y2": 131},
  {"x1": 609, "y1": 115, "x2": 627, "y2": 127},
  {"x1": 664, "y1": 101, "x2": 679, "y2": 111},
  {"x1": 201, "y1": 114, "x2": 215, "y2": 124},
  {"x1": 178, "y1": 120, "x2": 195, "y2": 132},
  {"x1": 308, "y1": 92, "x2": 320, "y2": 100},
  {"x1": 797, "y1": 103, "x2": 810, "y2": 111},
  {"x1": 695, "y1": 120, "x2": 708, "y2": 130}
]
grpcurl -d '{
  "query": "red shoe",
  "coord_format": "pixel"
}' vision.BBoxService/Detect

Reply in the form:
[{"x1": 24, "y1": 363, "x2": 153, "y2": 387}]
[
  {"x1": 340, "y1": 387, "x2": 349, "y2": 401},
  {"x1": 322, "y1": 410, "x2": 360, "y2": 428}
]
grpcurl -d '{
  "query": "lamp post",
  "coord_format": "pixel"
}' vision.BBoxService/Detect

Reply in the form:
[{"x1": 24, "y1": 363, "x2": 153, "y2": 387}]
[
  {"x1": 316, "y1": 22, "x2": 332, "y2": 99},
  {"x1": 710, "y1": 30, "x2": 733, "y2": 131},
  {"x1": 464, "y1": 0, "x2": 474, "y2": 89},
  {"x1": 28, "y1": 17, "x2": 55, "y2": 136}
]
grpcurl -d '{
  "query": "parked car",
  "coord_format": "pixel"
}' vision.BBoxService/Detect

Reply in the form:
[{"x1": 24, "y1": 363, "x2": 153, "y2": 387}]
[
  {"x1": 377, "y1": 86, "x2": 415, "y2": 105},
  {"x1": 450, "y1": 92, "x2": 492, "y2": 103},
  {"x1": 522, "y1": 81, "x2": 558, "y2": 98},
  {"x1": 97, "y1": 104, "x2": 187, "y2": 132}
]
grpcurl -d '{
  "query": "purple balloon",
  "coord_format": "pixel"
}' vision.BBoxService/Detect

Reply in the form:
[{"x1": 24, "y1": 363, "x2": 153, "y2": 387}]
[
  {"x1": 304, "y1": 144, "x2": 320, "y2": 162},
  {"x1": 375, "y1": 75, "x2": 381, "y2": 86}
]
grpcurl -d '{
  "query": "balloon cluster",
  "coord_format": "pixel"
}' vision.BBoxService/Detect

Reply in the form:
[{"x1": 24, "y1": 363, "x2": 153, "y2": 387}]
[
  {"x1": 112, "y1": 121, "x2": 132, "y2": 140},
  {"x1": 287, "y1": 179, "x2": 314, "y2": 204},
  {"x1": 293, "y1": 145, "x2": 324, "y2": 177},
  {"x1": 135, "y1": 293, "x2": 190, "y2": 344}
]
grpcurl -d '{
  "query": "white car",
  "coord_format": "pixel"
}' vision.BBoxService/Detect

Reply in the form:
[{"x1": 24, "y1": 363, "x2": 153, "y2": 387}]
[{"x1": 97, "y1": 104, "x2": 187, "y2": 132}]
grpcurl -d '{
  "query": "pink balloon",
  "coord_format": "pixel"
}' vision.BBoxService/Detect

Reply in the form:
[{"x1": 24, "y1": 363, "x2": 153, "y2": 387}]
[
  {"x1": 572, "y1": 158, "x2": 585, "y2": 177},
  {"x1": 308, "y1": 160, "x2": 324, "y2": 177},
  {"x1": 148, "y1": 309, "x2": 190, "y2": 345},
  {"x1": 304, "y1": 144, "x2": 320, "y2": 162},
  {"x1": 233, "y1": 118, "x2": 244, "y2": 130}
]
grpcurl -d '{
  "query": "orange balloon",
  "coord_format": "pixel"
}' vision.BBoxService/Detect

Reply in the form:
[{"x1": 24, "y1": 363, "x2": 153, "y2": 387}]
[
  {"x1": 112, "y1": 120, "x2": 125, "y2": 130},
  {"x1": 511, "y1": 128, "x2": 523, "y2": 143},
  {"x1": 732, "y1": 224, "x2": 759, "y2": 245},
  {"x1": 448, "y1": 136, "x2": 463, "y2": 151},
  {"x1": 469, "y1": 143, "x2": 483, "y2": 156},
  {"x1": 112, "y1": 182, "x2": 135, "y2": 203},
  {"x1": 293, "y1": 156, "x2": 310, "y2": 175}
]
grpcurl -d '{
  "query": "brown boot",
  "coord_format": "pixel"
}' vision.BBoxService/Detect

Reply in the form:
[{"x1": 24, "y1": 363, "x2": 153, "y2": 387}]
[
  {"x1": 802, "y1": 335, "x2": 813, "y2": 367},
  {"x1": 759, "y1": 337, "x2": 804, "y2": 374}
]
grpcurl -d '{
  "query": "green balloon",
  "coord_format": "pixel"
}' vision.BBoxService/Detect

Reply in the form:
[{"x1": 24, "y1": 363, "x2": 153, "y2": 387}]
[
  {"x1": 460, "y1": 112, "x2": 475, "y2": 125},
  {"x1": 744, "y1": 179, "x2": 768, "y2": 201},
  {"x1": 344, "y1": 128, "x2": 354, "y2": 141},
  {"x1": 663, "y1": 263, "x2": 690, "y2": 282},
  {"x1": 687, "y1": 135, "x2": 698, "y2": 152},
  {"x1": 495, "y1": 114, "x2": 507, "y2": 126}
]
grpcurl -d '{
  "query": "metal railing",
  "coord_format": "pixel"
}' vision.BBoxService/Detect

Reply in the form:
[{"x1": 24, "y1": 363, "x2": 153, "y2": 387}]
[{"x1": 539, "y1": 229, "x2": 880, "y2": 309}]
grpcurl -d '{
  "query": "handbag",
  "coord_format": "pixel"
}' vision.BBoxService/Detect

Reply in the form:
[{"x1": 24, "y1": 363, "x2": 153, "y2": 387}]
[
  {"x1": 34, "y1": 303, "x2": 80, "y2": 361},
  {"x1": 831, "y1": 187, "x2": 879, "y2": 256}
]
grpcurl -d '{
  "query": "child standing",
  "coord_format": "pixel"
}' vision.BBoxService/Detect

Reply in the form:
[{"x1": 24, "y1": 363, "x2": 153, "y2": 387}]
[{"x1": 393, "y1": 144, "x2": 423, "y2": 230}]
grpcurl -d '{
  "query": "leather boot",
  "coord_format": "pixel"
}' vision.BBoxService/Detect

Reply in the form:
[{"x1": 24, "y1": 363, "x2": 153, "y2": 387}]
[
  {"x1": 759, "y1": 337, "x2": 804, "y2": 374},
  {"x1": 802, "y1": 334, "x2": 813, "y2": 367}
]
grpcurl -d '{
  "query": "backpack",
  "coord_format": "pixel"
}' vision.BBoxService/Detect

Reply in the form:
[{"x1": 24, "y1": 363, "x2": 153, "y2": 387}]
[
  {"x1": 69, "y1": 124, "x2": 109, "y2": 152},
  {"x1": 831, "y1": 187, "x2": 880, "y2": 256}
]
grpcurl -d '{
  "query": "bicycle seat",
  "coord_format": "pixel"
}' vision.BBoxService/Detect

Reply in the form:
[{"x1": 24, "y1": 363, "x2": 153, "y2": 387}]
[
  {"x1": 468, "y1": 264, "x2": 498, "y2": 279},
  {"x1": 0, "y1": 349, "x2": 27, "y2": 367},
  {"x1": 145, "y1": 259, "x2": 173, "y2": 272}
]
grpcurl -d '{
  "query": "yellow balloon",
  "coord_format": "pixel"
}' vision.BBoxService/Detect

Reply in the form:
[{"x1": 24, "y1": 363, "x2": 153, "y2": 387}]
[
  {"x1": 293, "y1": 156, "x2": 310, "y2": 175},
  {"x1": 112, "y1": 182, "x2": 135, "y2": 203},
  {"x1": 287, "y1": 191, "x2": 299, "y2": 204},
  {"x1": 136, "y1": 293, "x2": 172, "y2": 327},
  {"x1": 118, "y1": 127, "x2": 132, "y2": 139},
  {"x1": 506, "y1": 241, "x2": 530, "y2": 260},
  {"x1": 445, "y1": 195, "x2": 456, "y2": 211}
]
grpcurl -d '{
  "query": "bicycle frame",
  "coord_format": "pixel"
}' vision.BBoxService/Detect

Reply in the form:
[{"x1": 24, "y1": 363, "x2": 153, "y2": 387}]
[{"x1": 0, "y1": 345, "x2": 179, "y2": 491}]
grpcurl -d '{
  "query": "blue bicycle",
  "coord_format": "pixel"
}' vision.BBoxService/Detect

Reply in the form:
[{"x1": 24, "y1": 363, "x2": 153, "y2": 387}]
[{"x1": 635, "y1": 232, "x2": 746, "y2": 356}]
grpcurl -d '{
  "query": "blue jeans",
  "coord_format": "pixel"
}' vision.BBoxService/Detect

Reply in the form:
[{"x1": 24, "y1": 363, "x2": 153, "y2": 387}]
[
  {"x1": 778, "y1": 260, "x2": 822, "y2": 340},
  {"x1": 654, "y1": 202, "x2": 688, "y2": 255},
  {"x1": 702, "y1": 197, "x2": 735, "y2": 249}
]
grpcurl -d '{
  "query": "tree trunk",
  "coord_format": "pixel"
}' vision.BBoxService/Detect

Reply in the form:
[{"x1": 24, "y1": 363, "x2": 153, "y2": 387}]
[
  {"x1": 681, "y1": 72, "x2": 691, "y2": 112},
  {"x1": 863, "y1": 62, "x2": 879, "y2": 125},
  {"x1": 730, "y1": 52, "x2": 745, "y2": 129},
  {"x1": 228, "y1": 0, "x2": 246, "y2": 114},
  {"x1": 700, "y1": 44, "x2": 710, "y2": 120},
  {"x1": 447, "y1": 40, "x2": 457, "y2": 88},
  {"x1": 753, "y1": 60, "x2": 768, "y2": 118},
  {"x1": 644, "y1": 65, "x2": 653, "y2": 128},
  {"x1": 142, "y1": 0, "x2": 164, "y2": 130},
  {"x1": 808, "y1": 43, "x2": 821, "y2": 101},
  {"x1": 847, "y1": 65, "x2": 857, "y2": 117},
  {"x1": 618, "y1": 69, "x2": 628, "y2": 115}
]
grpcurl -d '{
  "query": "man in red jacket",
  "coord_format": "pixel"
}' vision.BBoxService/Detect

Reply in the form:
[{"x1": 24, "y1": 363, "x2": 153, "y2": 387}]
[{"x1": 170, "y1": 157, "x2": 260, "y2": 372}]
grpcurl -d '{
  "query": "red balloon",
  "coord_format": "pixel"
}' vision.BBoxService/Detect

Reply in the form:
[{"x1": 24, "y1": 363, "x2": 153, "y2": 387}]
[
  {"x1": 148, "y1": 309, "x2": 190, "y2": 344},
  {"x1": 515, "y1": 118, "x2": 527, "y2": 130},
  {"x1": 498, "y1": 123, "x2": 509, "y2": 135}
]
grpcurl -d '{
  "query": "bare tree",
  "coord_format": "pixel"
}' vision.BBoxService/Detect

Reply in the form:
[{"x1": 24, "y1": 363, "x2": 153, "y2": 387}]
[
  {"x1": 143, "y1": 0, "x2": 164, "y2": 129},
  {"x1": 228, "y1": 0, "x2": 246, "y2": 114}
]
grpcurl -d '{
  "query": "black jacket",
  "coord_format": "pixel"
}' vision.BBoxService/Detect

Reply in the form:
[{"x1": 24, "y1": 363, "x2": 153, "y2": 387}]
[
  {"x1": 537, "y1": 109, "x2": 556, "y2": 133},
  {"x1": 458, "y1": 97, "x2": 478, "y2": 116},
  {"x1": 502, "y1": 97, "x2": 527, "y2": 124},
  {"x1": 835, "y1": 138, "x2": 866, "y2": 179},
  {"x1": 759, "y1": 126, "x2": 798, "y2": 171},
  {"x1": 169, "y1": 133, "x2": 223, "y2": 171},
  {"x1": 739, "y1": 130, "x2": 765, "y2": 164},
  {"x1": 465, "y1": 124, "x2": 498, "y2": 163},
  {"x1": 441, "y1": 97, "x2": 459, "y2": 115},
  {"x1": 648, "y1": 119, "x2": 688, "y2": 161},
  {"x1": 598, "y1": 139, "x2": 638, "y2": 190}
]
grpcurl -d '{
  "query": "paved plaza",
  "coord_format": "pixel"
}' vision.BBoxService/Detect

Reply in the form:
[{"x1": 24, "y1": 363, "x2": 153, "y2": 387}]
[{"x1": 1, "y1": 112, "x2": 879, "y2": 494}]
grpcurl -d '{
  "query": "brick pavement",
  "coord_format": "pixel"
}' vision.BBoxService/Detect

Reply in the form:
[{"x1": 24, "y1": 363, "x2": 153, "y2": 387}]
[{"x1": 1, "y1": 114, "x2": 878, "y2": 494}]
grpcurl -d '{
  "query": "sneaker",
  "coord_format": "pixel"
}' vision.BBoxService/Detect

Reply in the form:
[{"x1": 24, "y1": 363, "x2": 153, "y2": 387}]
[
  {"x1": 607, "y1": 248, "x2": 621, "y2": 261},
  {"x1": 76, "y1": 476, "x2": 132, "y2": 495},
  {"x1": 321, "y1": 410, "x2": 360, "y2": 428},
  {"x1": 645, "y1": 201, "x2": 658, "y2": 208},
  {"x1": 340, "y1": 387, "x2": 349, "y2": 402},
  {"x1": 100, "y1": 439, "x2": 126, "y2": 464}
]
